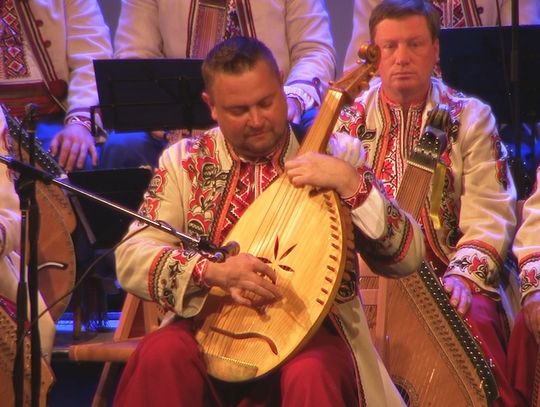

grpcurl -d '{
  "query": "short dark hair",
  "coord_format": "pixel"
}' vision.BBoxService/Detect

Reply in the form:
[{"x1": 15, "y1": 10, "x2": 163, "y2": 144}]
[
  {"x1": 202, "y1": 36, "x2": 280, "y2": 92},
  {"x1": 369, "y1": 0, "x2": 441, "y2": 42}
]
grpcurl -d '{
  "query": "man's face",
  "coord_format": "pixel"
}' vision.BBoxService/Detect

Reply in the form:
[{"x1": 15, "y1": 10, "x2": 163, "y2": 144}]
[
  {"x1": 373, "y1": 15, "x2": 439, "y2": 104},
  {"x1": 203, "y1": 60, "x2": 289, "y2": 160}
]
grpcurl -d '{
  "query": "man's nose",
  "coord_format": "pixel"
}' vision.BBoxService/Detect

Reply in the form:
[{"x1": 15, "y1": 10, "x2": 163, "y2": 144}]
[
  {"x1": 395, "y1": 43, "x2": 411, "y2": 65},
  {"x1": 248, "y1": 108, "x2": 263, "y2": 127}
]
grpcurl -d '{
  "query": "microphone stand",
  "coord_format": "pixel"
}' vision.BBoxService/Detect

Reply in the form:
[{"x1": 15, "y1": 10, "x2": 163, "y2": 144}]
[
  {"x1": 1, "y1": 155, "x2": 235, "y2": 406},
  {"x1": 0, "y1": 155, "x2": 234, "y2": 272},
  {"x1": 510, "y1": 0, "x2": 521, "y2": 174},
  {"x1": 12, "y1": 105, "x2": 41, "y2": 407}
]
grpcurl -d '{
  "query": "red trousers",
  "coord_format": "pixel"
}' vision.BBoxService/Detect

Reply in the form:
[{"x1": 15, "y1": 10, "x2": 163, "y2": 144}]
[
  {"x1": 507, "y1": 311, "x2": 538, "y2": 406},
  {"x1": 113, "y1": 319, "x2": 359, "y2": 407},
  {"x1": 466, "y1": 293, "x2": 521, "y2": 407}
]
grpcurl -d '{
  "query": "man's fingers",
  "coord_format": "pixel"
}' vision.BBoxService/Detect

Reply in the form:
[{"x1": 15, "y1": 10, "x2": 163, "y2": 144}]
[
  {"x1": 243, "y1": 275, "x2": 281, "y2": 300},
  {"x1": 252, "y1": 261, "x2": 278, "y2": 283},
  {"x1": 55, "y1": 139, "x2": 72, "y2": 169},
  {"x1": 49, "y1": 138, "x2": 59, "y2": 156},
  {"x1": 64, "y1": 142, "x2": 82, "y2": 172},
  {"x1": 457, "y1": 289, "x2": 471, "y2": 315}
]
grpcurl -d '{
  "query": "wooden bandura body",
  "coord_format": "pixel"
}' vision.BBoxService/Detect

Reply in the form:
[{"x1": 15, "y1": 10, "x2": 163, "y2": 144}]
[
  {"x1": 0, "y1": 298, "x2": 54, "y2": 407},
  {"x1": 2, "y1": 105, "x2": 77, "y2": 321},
  {"x1": 195, "y1": 45, "x2": 380, "y2": 382},
  {"x1": 361, "y1": 106, "x2": 498, "y2": 405},
  {"x1": 196, "y1": 179, "x2": 353, "y2": 381}
]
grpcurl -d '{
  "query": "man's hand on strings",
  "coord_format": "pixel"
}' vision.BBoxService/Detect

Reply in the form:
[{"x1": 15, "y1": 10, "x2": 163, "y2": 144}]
[
  {"x1": 442, "y1": 275, "x2": 473, "y2": 315},
  {"x1": 285, "y1": 133, "x2": 366, "y2": 198},
  {"x1": 205, "y1": 253, "x2": 281, "y2": 307},
  {"x1": 50, "y1": 123, "x2": 97, "y2": 172}
]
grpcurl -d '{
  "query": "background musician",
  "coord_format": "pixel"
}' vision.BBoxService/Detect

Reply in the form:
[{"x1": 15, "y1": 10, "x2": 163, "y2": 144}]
[
  {"x1": 508, "y1": 166, "x2": 540, "y2": 405},
  {"x1": 333, "y1": 0, "x2": 518, "y2": 405},
  {"x1": 0, "y1": 0, "x2": 112, "y2": 172},
  {"x1": 343, "y1": 0, "x2": 540, "y2": 73},
  {"x1": 113, "y1": 36, "x2": 425, "y2": 406},
  {"x1": 99, "y1": 0, "x2": 336, "y2": 169}
]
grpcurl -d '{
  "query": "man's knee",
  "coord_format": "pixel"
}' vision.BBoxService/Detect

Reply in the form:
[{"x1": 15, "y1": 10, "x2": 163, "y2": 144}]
[{"x1": 134, "y1": 322, "x2": 203, "y2": 371}]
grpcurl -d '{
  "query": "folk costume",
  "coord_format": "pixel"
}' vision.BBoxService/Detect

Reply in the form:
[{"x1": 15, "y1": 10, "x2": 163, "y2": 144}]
[
  {"x1": 507, "y1": 167, "x2": 540, "y2": 406},
  {"x1": 0, "y1": 0, "x2": 112, "y2": 158},
  {"x1": 101, "y1": 0, "x2": 336, "y2": 169},
  {"x1": 334, "y1": 76, "x2": 519, "y2": 406},
  {"x1": 113, "y1": 126, "x2": 426, "y2": 406}
]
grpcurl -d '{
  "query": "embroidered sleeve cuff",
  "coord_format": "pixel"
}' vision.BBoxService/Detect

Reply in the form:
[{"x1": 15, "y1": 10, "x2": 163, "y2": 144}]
[
  {"x1": 192, "y1": 257, "x2": 210, "y2": 289},
  {"x1": 519, "y1": 256, "x2": 540, "y2": 301},
  {"x1": 341, "y1": 166, "x2": 374, "y2": 209},
  {"x1": 444, "y1": 260, "x2": 499, "y2": 296},
  {"x1": 283, "y1": 85, "x2": 316, "y2": 114}
]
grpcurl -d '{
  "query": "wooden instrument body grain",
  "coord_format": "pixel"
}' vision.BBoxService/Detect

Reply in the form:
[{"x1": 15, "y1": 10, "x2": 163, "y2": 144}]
[
  {"x1": 0, "y1": 299, "x2": 54, "y2": 407},
  {"x1": 360, "y1": 106, "x2": 497, "y2": 405},
  {"x1": 2, "y1": 106, "x2": 76, "y2": 321},
  {"x1": 196, "y1": 179, "x2": 352, "y2": 381}
]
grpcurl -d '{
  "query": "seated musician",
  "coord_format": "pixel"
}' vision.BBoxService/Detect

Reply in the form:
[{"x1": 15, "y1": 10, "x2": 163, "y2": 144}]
[
  {"x1": 507, "y1": 166, "x2": 540, "y2": 405},
  {"x1": 0, "y1": 1, "x2": 112, "y2": 172},
  {"x1": 343, "y1": 0, "x2": 540, "y2": 73},
  {"x1": 333, "y1": 0, "x2": 518, "y2": 405},
  {"x1": 0, "y1": 106, "x2": 56, "y2": 360},
  {"x1": 113, "y1": 37, "x2": 426, "y2": 406}
]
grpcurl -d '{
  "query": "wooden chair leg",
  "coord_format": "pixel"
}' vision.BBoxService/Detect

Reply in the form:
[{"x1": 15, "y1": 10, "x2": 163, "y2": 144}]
[
  {"x1": 91, "y1": 362, "x2": 123, "y2": 407},
  {"x1": 69, "y1": 293, "x2": 165, "y2": 405}
]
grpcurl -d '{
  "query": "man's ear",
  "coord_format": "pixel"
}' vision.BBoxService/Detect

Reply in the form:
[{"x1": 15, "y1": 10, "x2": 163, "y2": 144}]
[{"x1": 202, "y1": 91, "x2": 218, "y2": 121}]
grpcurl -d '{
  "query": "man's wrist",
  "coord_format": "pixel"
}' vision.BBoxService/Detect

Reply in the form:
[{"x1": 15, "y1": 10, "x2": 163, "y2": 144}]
[
  {"x1": 341, "y1": 166, "x2": 373, "y2": 209},
  {"x1": 284, "y1": 85, "x2": 316, "y2": 114},
  {"x1": 64, "y1": 115, "x2": 92, "y2": 134}
]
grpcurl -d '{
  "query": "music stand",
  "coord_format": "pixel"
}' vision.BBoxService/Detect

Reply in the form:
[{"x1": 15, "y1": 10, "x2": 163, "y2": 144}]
[
  {"x1": 439, "y1": 25, "x2": 540, "y2": 124},
  {"x1": 439, "y1": 25, "x2": 540, "y2": 195},
  {"x1": 93, "y1": 58, "x2": 215, "y2": 132},
  {"x1": 67, "y1": 168, "x2": 153, "y2": 249}
]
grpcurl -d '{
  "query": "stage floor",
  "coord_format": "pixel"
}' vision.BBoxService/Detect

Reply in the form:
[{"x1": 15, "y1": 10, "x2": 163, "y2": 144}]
[{"x1": 48, "y1": 314, "x2": 120, "y2": 407}]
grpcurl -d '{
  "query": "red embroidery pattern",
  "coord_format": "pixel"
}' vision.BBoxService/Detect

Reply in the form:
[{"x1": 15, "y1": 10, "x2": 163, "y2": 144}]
[
  {"x1": 342, "y1": 166, "x2": 374, "y2": 209},
  {"x1": 448, "y1": 240, "x2": 503, "y2": 287},
  {"x1": 139, "y1": 167, "x2": 168, "y2": 222},
  {"x1": 148, "y1": 131, "x2": 286, "y2": 308},
  {"x1": 182, "y1": 136, "x2": 226, "y2": 240},
  {"x1": 226, "y1": 159, "x2": 280, "y2": 234},
  {"x1": 182, "y1": 133, "x2": 281, "y2": 246},
  {"x1": 519, "y1": 254, "x2": 540, "y2": 295},
  {"x1": 433, "y1": 0, "x2": 482, "y2": 28},
  {"x1": 522, "y1": 267, "x2": 540, "y2": 292},
  {"x1": 1, "y1": 0, "x2": 28, "y2": 79},
  {"x1": 376, "y1": 96, "x2": 424, "y2": 199},
  {"x1": 448, "y1": 253, "x2": 489, "y2": 280}
]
